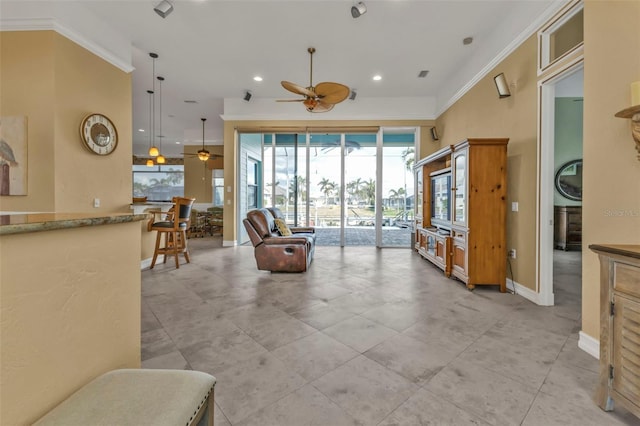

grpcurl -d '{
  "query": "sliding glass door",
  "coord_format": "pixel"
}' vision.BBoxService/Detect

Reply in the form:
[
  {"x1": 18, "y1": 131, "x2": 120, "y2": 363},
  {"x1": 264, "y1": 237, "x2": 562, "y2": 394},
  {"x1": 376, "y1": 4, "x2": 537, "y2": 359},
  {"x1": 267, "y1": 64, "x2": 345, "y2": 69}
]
[{"x1": 239, "y1": 127, "x2": 416, "y2": 247}]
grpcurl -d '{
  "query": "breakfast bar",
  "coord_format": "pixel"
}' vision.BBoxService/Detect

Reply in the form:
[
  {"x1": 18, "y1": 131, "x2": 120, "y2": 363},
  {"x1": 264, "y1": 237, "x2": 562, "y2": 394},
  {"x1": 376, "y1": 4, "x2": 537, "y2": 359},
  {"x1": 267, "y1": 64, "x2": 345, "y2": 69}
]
[{"x1": 0, "y1": 212, "x2": 147, "y2": 425}]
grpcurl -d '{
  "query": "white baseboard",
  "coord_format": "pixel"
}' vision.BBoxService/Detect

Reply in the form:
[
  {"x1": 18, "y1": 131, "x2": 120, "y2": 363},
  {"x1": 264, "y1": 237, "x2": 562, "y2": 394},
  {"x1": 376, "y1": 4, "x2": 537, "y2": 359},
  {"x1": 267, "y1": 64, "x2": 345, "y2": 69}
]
[
  {"x1": 140, "y1": 258, "x2": 152, "y2": 270},
  {"x1": 506, "y1": 278, "x2": 543, "y2": 304},
  {"x1": 223, "y1": 240, "x2": 237, "y2": 247},
  {"x1": 578, "y1": 331, "x2": 599, "y2": 359}
]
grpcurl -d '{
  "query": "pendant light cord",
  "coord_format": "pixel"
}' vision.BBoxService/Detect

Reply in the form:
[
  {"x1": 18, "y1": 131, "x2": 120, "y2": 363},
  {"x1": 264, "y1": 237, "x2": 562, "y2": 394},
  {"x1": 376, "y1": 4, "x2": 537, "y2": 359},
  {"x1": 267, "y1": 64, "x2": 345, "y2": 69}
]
[
  {"x1": 152, "y1": 56, "x2": 156, "y2": 147},
  {"x1": 158, "y1": 76, "x2": 164, "y2": 152}
]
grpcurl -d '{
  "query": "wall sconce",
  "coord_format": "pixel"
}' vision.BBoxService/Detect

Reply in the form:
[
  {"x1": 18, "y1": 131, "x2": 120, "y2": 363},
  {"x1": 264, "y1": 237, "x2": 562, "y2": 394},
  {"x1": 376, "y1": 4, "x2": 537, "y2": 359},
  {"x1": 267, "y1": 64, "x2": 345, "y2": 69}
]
[
  {"x1": 430, "y1": 127, "x2": 439, "y2": 141},
  {"x1": 494, "y1": 73, "x2": 511, "y2": 98},
  {"x1": 154, "y1": 0, "x2": 174, "y2": 18},
  {"x1": 243, "y1": 91, "x2": 252, "y2": 102},
  {"x1": 615, "y1": 81, "x2": 640, "y2": 160}
]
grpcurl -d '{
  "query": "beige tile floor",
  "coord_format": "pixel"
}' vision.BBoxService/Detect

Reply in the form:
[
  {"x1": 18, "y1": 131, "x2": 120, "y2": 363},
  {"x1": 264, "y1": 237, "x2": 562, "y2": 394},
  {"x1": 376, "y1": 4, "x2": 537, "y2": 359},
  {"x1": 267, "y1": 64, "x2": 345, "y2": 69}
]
[{"x1": 141, "y1": 239, "x2": 639, "y2": 426}]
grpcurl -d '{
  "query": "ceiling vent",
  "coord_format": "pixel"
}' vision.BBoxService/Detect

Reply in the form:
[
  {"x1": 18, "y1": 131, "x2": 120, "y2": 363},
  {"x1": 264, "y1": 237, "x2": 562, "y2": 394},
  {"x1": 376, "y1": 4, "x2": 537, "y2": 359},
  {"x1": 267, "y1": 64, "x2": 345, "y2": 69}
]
[{"x1": 418, "y1": 70, "x2": 429, "y2": 78}]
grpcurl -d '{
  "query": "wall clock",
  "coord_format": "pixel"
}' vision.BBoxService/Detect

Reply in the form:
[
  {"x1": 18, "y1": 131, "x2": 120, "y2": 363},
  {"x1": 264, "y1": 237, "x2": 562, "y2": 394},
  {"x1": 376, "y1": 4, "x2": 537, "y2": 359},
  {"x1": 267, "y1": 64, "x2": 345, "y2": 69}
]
[{"x1": 80, "y1": 113, "x2": 118, "y2": 155}]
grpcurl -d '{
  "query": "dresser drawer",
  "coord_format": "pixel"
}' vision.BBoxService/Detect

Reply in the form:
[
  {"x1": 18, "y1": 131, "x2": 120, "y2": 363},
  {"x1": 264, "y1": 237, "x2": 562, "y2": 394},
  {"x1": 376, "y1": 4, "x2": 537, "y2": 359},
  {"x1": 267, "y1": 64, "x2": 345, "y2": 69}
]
[{"x1": 614, "y1": 262, "x2": 640, "y2": 299}]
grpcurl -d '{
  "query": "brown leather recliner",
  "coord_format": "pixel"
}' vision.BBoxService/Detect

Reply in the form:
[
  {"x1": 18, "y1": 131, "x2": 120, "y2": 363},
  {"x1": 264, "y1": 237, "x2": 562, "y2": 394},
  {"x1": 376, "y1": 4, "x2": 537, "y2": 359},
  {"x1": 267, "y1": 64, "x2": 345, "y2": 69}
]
[{"x1": 243, "y1": 208, "x2": 315, "y2": 272}]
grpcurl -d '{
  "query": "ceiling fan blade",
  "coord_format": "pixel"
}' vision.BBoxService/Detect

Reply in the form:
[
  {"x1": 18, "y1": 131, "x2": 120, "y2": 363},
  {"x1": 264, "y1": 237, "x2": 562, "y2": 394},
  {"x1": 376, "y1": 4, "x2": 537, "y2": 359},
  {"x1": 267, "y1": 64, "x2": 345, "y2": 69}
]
[
  {"x1": 308, "y1": 100, "x2": 334, "y2": 113},
  {"x1": 314, "y1": 82, "x2": 350, "y2": 104},
  {"x1": 281, "y1": 81, "x2": 315, "y2": 98},
  {"x1": 276, "y1": 99, "x2": 306, "y2": 102}
]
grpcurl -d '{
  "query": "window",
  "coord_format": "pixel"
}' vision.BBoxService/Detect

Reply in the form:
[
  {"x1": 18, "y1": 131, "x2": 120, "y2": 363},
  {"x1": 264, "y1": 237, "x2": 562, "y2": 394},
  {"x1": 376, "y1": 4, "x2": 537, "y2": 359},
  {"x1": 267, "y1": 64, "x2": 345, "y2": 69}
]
[
  {"x1": 247, "y1": 158, "x2": 259, "y2": 209},
  {"x1": 212, "y1": 169, "x2": 224, "y2": 207},
  {"x1": 538, "y1": 1, "x2": 584, "y2": 74},
  {"x1": 132, "y1": 165, "x2": 184, "y2": 201}
]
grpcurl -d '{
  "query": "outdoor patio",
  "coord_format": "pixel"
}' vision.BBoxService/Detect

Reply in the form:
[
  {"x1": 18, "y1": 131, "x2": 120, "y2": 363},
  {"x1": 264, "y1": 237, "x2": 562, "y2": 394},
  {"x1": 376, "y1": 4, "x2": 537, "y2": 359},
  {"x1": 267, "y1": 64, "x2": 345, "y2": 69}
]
[{"x1": 314, "y1": 226, "x2": 413, "y2": 247}]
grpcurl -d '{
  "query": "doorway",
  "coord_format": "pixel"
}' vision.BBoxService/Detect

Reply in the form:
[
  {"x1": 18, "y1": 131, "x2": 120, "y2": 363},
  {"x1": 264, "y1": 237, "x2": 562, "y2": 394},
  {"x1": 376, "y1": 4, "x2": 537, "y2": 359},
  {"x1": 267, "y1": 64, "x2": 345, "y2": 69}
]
[{"x1": 539, "y1": 63, "x2": 584, "y2": 306}]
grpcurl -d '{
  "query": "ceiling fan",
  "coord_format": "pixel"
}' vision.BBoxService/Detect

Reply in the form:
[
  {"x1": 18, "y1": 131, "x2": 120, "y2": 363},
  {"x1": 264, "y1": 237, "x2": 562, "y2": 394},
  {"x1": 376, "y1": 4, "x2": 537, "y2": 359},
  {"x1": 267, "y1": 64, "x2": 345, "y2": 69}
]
[
  {"x1": 183, "y1": 118, "x2": 223, "y2": 162},
  {"x1": 278, "y1": 47, "x2": 350, "y2": 113}
]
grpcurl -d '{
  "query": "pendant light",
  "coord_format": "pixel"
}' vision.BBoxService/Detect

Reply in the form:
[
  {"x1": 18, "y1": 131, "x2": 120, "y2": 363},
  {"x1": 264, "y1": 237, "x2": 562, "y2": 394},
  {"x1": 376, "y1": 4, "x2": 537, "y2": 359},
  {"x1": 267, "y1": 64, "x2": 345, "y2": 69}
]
[
  {"x1": 146, "y1": 90, "x2": 154, "y2": 167},
  {"x1": 156, "y1": 75, "x2": 166, "y2": 164},
  {"x1": 197, "y1": 118, "x2": 211, "y2": 161},
  {"x1": 148, "y1": 53, "x2": 159, "y2": 157}
]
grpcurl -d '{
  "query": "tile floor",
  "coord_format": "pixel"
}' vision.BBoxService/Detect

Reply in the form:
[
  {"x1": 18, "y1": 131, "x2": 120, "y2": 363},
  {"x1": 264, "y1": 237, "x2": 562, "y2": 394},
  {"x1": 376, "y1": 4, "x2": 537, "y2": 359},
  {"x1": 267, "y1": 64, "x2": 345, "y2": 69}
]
[{"x1": 141, "y1": 239, "x2": 638, "y2": 425}]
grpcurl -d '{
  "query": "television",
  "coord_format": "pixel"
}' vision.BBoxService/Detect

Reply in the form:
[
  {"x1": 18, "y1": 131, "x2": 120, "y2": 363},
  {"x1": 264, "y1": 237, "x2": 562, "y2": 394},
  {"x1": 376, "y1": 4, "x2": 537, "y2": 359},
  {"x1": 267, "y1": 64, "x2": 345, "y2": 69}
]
[{"x1": 430, "y1": 171, "x2": 451, "y2": 228}]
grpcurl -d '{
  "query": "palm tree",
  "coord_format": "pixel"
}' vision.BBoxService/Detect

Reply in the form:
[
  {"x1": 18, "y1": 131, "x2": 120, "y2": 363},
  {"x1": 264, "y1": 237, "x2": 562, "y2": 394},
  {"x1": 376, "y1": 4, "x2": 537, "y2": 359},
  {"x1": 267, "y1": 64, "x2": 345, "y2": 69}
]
[
  {"x1": 402, "y1": 147, "x2": 415, "y2": 171},
  {"x1": 346, "y1": 178, "x2": 363, "y2": 204},
  {"x1": 318, "y1": 178, "x2": 336, "y2": 205},
  {"x1": 362, "y1": 178, "x2": 375, "y2": 206},
  {"x1": 289, "y1": 175, "x2": 307, "y2": 202}
]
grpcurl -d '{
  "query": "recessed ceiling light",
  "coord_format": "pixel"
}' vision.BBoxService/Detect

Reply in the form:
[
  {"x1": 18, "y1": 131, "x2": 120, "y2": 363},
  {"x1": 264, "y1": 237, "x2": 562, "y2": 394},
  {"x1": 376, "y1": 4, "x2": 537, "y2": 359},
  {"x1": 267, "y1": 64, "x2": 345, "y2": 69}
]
[
  {"x1": 138, "y1": 128, "x2": 145, "y2": 132},
  {"x1": 175, "y1": 141, "x2": 181, "y2": 144},
  {"x1": 253, "y1": 76, "x2": 263, "y2": 82},
  {"x1": 373, "y1": 75, "x2": 382, "y2": 81}
]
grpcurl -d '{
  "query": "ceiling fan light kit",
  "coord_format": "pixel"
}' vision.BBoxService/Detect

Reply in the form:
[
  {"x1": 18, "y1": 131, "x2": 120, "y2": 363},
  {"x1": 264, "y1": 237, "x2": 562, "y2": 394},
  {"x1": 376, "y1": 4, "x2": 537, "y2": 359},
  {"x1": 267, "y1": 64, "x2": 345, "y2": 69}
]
[
  {"x1": 278, "y1": 47, "x2": 350, "y2": 113},
  {"x1": 351, "y1": 2, "x2": 367, "y2": 18},
  {"x1": 197, "y1": 118, "x2": 211, "y2": 161}
]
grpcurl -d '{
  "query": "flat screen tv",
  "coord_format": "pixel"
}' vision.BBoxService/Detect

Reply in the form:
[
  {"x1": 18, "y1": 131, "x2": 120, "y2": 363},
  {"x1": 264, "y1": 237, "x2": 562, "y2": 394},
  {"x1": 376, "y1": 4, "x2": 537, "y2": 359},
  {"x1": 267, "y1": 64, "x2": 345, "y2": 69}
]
[{"x1": 430, "y1": 171, "x2": 451, "y2": 228}]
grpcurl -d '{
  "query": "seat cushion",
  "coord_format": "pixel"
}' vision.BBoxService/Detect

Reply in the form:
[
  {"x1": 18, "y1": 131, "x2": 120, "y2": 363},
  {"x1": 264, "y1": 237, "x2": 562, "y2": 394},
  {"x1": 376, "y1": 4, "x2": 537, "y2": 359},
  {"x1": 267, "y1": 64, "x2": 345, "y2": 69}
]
[
  {"x1": 34, "y1": 369, "x2": 216, "y2": 426},
  {"x1": 151, "y1": 221, "x2": 187, "y2": 229}
]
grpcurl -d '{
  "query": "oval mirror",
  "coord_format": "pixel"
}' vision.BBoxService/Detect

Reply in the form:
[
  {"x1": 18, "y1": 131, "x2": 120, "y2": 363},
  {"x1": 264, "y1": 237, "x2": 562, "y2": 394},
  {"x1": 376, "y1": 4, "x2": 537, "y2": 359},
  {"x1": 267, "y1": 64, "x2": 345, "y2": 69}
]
[{"x1": 555, "y1": 159, "x2": 583, "y2": 201}]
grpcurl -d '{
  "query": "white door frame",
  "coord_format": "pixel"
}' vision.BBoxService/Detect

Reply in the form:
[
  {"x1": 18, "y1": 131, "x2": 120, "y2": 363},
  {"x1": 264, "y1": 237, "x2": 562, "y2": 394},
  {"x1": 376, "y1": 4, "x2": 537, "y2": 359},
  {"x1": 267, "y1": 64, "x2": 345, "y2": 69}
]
[{"x1": 537, "y1": 58, "x2": 584, "y2": 306}]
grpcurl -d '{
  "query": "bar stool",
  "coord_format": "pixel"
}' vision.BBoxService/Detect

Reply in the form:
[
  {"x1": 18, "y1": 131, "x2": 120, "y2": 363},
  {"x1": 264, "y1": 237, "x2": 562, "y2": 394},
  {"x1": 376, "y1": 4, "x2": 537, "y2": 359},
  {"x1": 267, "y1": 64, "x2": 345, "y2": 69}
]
[{"x1": 148, "y1": 197, "x2": 195, "y2": 269}]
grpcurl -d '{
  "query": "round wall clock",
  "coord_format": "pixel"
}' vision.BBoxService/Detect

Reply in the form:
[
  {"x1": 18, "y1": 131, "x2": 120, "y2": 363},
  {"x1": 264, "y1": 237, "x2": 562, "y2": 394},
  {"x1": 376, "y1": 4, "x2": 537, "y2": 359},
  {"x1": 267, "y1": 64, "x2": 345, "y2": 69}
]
[{"x1": 80, "y1": 113, "x2": 118, "y2": 155}]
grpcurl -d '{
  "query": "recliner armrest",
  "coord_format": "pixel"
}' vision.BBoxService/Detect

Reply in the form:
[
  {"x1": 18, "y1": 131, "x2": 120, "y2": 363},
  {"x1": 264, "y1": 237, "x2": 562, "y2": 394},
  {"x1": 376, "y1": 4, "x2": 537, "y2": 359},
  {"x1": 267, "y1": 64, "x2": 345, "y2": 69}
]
[
  {"x1": 290, "y1": 227, "x2": 315, "y2": 234},
  {"x1": 262, "y1": 236, "x2": 309, "y2": 246}
]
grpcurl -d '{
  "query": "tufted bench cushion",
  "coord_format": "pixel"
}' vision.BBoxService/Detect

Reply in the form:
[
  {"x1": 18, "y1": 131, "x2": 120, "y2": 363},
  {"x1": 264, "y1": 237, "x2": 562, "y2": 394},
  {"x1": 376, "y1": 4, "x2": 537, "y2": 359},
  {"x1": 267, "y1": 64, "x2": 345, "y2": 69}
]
[{"x1": 34, "y1": 369, "x2": 216, "y2": 426}]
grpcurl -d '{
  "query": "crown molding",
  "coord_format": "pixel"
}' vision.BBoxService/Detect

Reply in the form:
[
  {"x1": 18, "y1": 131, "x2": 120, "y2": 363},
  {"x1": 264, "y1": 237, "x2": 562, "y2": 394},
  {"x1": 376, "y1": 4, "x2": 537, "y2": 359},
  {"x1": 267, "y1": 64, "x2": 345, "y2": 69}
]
[
  {"x1": 436, "y1": 0, "x2": 569, "y2": 117},
  {"x1": 1, "y1": 18, "x2": 134, "y2": 73}
]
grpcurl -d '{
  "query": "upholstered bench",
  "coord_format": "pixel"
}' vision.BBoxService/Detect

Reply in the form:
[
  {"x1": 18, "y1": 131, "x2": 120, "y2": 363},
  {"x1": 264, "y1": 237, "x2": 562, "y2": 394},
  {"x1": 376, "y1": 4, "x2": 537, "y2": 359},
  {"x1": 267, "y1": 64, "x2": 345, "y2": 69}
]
[{"x1": 34, "y1": 369, "x2": 216, "y2": 426}]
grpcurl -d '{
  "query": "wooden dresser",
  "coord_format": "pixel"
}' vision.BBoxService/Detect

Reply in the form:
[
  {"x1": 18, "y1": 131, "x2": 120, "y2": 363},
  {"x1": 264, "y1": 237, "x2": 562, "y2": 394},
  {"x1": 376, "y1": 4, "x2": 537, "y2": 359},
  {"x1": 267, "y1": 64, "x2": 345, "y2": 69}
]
[
  {"x1": 589, "y1": 244, "x2": 640, "y2": 420},
  {"x1": 554, "y1": 206, "x2": 582, "y2": 250}
]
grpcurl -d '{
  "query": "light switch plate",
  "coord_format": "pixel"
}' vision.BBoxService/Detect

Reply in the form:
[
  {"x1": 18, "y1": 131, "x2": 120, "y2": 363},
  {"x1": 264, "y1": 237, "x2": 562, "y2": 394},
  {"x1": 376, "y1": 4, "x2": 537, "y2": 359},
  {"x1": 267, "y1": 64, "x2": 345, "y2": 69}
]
[{"x1": 511, "y1": 202, "x2": 518, "y2": 212}]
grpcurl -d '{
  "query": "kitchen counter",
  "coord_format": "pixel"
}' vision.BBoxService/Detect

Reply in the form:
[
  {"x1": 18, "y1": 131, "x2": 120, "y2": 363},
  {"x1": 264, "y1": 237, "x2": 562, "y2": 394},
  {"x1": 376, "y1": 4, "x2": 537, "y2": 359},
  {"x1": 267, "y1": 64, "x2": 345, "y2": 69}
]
[{"x1": 0, "y1": 212, "x2": 148, "y2": 236}]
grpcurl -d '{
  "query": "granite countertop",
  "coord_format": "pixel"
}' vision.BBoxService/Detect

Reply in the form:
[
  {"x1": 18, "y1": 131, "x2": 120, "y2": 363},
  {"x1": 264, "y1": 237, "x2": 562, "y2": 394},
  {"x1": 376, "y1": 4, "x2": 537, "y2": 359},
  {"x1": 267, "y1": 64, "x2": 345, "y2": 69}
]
[{"x1": 0, "y1": 213, "x2": 149, "y2": 236}]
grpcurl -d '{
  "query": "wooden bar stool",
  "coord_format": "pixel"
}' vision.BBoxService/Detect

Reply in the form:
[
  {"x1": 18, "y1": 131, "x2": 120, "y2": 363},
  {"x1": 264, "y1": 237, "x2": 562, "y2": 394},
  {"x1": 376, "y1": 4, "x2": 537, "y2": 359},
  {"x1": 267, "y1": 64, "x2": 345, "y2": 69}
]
[{"x1": 148, "y1": 197, "x2": 195, "y2": 269}]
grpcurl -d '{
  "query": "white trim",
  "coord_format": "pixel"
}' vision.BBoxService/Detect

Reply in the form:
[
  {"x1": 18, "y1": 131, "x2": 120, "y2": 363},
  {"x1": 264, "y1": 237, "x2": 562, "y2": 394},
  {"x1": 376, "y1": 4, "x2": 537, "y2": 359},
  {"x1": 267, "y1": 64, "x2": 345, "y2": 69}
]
[
  {"x1": 140, "y1": 258, "x2": 152, "y2": 270},
  {"x1": 506, "y1": 278, "x2": 547, "y2": 305},
  {"x1": 537, "y1": 0, "x2": 584, "y2": 75},
  {"x1": 578, "y1": 331, "x2": 600, "y2": 359},
  {"x1": 1, "y1": 18, "x2": 134, "y2": 73},
  {"x1": 536, "y1": 59, "x2": 584, "y2": 307},
  {"x1": 223, "y1": 240, "x2": 237, "y2": 247},
  {"x1": 436, "y1": 0, "x2": 568, "y2": 116}
]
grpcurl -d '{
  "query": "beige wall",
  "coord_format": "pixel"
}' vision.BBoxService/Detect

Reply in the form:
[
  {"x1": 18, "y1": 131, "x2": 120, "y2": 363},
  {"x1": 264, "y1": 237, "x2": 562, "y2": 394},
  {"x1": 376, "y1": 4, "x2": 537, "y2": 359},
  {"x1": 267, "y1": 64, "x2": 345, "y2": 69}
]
[
  {"x1": 582, "y1": 0, "x2": 640, "y2": 338},
  {"x1": 0, "y1": 31, "x2": 56, "y2": 211},
  {"x1": 0, "y1": 31, "x2": 132, "y2": 213},
  {"x1": 184, "y1": 145, "x2": 224, "y2": 203},
  {"x1": 0, "y1": 31, "x2": 141, "y2": 424},
  {"x1": 0, "y1": 222, "x2": 142, "y2": 425},
  {"x1": 222, "y1": 120, "x2": 434, "y2": 243},
  {"x1": 435, "y1": 35, "x2": 539, "y2": 291}
]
